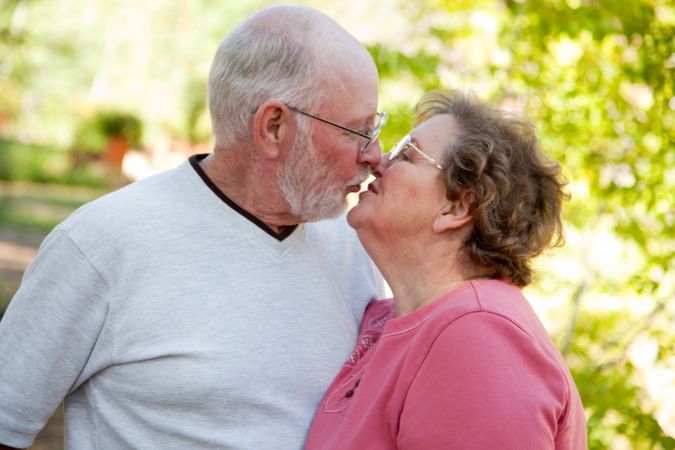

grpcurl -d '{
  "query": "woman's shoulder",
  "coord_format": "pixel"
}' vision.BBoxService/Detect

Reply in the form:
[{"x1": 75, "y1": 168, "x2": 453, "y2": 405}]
[
  {"x1": 408, "y1": 279, "x2": 543, "y2": 348},
  {"x1": 417, "y1": 279, "x2": 569, "y2": 388},
  {"x1": 428, "y1": 279, "x2": 534, "y2": 328}
]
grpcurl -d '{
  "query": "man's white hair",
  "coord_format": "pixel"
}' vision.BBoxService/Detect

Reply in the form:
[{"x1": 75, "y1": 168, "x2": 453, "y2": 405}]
[{"x1": 208, "y1": 7, "x2": 326, "y2": 149}]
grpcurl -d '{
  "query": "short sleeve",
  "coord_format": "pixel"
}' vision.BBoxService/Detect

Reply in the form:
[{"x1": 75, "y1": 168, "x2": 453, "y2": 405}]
[
  {"x1": 0, "y1": 230, "x2": 109, "y2": 448},
  {"x1": 397, "y1": 311, "x2": 566, "y2": 450}
]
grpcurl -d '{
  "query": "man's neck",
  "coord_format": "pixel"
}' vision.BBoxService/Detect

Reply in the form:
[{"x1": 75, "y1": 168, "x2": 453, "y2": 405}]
[{"x1": 200, "y1": 150, "x2": 302, "y2": 229}]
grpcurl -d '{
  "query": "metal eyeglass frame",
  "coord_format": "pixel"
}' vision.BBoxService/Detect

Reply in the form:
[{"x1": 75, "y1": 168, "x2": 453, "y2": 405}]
[
  {"x1": 286, "y1": 105, "x2": 388, "y2": 153},
  {"x1": 387, "y1": 134, "x2": 443, "y2": 170}
]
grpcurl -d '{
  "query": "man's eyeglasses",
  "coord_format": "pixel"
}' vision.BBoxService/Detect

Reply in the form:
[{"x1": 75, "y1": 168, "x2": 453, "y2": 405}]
[
  {"x1": 386, "y1": 134, "x2": 443, "y2": 170},
  {"x1": 286, "y1": 105, "x2": 388, "y2": 154}
]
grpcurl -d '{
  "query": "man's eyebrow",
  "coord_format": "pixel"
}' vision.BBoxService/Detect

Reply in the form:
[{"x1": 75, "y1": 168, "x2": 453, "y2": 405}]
[
  {"x1": 335, "y1": 116, "x2": 363, "y2": 131},
  {"x1": 349, "y1": 114, "x2": 375, "y2": 131}
]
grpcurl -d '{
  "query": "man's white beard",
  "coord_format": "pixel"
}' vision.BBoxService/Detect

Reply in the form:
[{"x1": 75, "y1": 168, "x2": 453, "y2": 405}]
[{"x1": 278, "y1": 126, "x2": 367, "y2": 222}]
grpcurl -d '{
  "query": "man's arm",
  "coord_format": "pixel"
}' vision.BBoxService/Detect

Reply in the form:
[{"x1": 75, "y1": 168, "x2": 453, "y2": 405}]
[{"x1": 0, "y1": 230, "x2": 109, "y2": 447}]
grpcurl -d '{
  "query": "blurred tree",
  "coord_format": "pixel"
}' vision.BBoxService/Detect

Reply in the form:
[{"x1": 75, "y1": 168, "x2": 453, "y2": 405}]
[
  {"x1": 0, "y1": 0, "x2": 266, "y2": 148},
  {"x1": 501, "y1": 2, "x2": 674, "y2": 447},
  {"x1": 183, "y1": 77, "x2": 210, "y2": 145},
  {"x1": 0, "y1": 0, "x2": 32, "y2": 131}
]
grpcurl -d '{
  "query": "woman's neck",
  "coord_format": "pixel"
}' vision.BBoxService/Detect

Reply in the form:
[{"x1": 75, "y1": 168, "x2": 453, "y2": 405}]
[
  {"x1": 363, "y1": 232, "x2": 486, "y2": 316},
  {"x1": 390, "y1": 267, "x2": 473, "y2": 316}
]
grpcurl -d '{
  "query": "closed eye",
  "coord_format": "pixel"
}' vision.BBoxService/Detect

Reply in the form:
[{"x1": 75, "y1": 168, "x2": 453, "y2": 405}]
[
  {"x1": 361, "y1": 118, "x2": 378, "y2": 136},
  {"x1": 400, "y1": 147, "x2": 413, "y2": 161},
  {"x1": 342, "y1": 130, "x2": 362, "y2": 140}
]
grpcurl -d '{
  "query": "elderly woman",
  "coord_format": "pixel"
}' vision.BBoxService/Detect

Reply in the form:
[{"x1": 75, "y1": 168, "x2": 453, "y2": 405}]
[{"x1": 305, "y1": 90, "x2": 587, "y2": 449}]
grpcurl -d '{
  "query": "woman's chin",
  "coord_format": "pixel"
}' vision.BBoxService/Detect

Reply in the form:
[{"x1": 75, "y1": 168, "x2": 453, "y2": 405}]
[{"x1": 347, "y1": 202, "x2": 370, "y2": 230}]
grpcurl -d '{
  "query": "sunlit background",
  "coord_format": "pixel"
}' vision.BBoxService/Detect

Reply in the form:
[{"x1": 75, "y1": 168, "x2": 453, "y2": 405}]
[{"x1": 0, "y1": 0, "x2": 673, "y2": 449}]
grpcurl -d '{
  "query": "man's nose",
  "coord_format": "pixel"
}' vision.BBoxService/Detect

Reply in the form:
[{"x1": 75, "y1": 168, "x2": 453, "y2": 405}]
[
  {"x1": 358, "y1": 139, "x2": 382, "y2": 169},
  {"x1": 368, "y1": 146, "x2": 393, "y2": 178}
]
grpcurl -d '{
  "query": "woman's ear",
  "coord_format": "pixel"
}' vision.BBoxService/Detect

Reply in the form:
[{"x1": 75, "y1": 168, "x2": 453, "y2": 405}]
[
  {"x1": 433, "y1": 189, "x2": 475, "y2": 233},
  {"x1": 252, "y1": 101, "x2": 293, "y2": 159}
]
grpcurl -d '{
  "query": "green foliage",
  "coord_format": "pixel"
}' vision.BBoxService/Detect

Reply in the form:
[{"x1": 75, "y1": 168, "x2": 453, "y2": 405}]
[
  {"x1": 97, "y1": 111, "x2": 143, "y2": 146},
  {"x1": 503, "y1": 0, "x2": 674, "y2": 267},
  {"x1": 0, "y1": 138, "x2": 67, "y2": 182},
  {"x1": 72, "y1": 110, "x2": 143, "y2": 155},
  {"x1": 369, "y1": 44, "x2": 442, "y2": 93},
  {"x1": 566, "y1": 309, "x2": 674, "y2": 449},
  {"x1": 0, "y1": 1, "x2": 29, "y2": 121},
  {"x1": 378, "y1": 102, "x2": 417, "y2": 151},
  {"x1": 72, "y1": 116, "x2": 108, "y2": 154},
  {"x1": 183, "y1": 78, "x2": 211, "y2": 144},
  {"x1": 0, "y1": 138, "x2": 109, "y2": 186}
]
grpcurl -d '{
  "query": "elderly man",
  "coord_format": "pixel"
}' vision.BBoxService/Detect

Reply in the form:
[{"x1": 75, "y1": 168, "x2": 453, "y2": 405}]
[{"x1": 0, "y1": 5, "x2": 386, "y2": 450}]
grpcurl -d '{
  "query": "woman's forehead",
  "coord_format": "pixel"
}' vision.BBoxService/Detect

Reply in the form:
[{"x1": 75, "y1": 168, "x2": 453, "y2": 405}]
[{"x1": 411, "y1": 114, "x2": 459, "y2": 150}]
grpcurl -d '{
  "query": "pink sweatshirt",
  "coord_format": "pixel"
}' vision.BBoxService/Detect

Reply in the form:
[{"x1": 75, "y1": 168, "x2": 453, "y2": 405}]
[{"x1": 305, "y1": 279, "x2": 587, "y2": 449}]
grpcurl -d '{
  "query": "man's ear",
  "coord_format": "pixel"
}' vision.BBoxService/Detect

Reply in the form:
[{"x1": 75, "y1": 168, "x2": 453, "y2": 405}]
[
  {"x1": 433, "y1": 189, "x2": 475, "y2": 233},
  {"x1": 252, "y1": 101, "x2": 293, "y2": 159}
]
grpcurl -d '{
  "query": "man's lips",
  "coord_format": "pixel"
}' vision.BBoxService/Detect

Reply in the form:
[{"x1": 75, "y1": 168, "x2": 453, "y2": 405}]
[
  {"x1": 348, "y1": 176, "x2": 370, "y2": 193},
  {"x1": 367, "y1": 182, "x2": 378, "y2": 194}
]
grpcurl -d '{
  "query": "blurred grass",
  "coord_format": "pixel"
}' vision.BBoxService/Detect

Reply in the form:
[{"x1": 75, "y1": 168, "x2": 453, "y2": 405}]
[{"x1": 0, "y1": 182, "x2": 110, "y2": 239}]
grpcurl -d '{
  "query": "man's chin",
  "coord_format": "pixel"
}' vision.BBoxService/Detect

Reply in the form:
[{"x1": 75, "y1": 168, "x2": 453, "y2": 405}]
[{"x1": 301, "y1": 197, "x2": 347, "y2": 222}]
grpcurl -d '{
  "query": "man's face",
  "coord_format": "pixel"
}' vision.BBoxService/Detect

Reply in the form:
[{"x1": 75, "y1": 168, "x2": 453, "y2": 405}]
[
  {"x1": 277, "y1": 121, "x2": 361, "y2": 221},
  {"x1": 278, "y1": 57, "x2": 382, "y2": 222}
]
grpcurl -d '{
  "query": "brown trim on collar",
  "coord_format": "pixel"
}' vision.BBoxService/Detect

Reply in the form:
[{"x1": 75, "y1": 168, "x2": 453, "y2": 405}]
[{"x1": 189, "y1": 154, "x2": 297, "y2": 241}]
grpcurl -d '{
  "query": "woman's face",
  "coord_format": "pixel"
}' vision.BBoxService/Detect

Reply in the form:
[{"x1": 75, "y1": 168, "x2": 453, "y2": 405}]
[{"x1": 347, "y1": 113, "x2": 459, "y2": 238}]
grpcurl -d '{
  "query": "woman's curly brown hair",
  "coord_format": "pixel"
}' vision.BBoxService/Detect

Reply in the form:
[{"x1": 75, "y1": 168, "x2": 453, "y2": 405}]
[{"x1": 415, "y1": 90, "x2": 569, "y2": 287}]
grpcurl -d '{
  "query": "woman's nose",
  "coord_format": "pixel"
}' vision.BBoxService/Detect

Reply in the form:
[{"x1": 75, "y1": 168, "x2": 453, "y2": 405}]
[{"x1": 371, "y1": 153, "x2": 394, "y2": 178}]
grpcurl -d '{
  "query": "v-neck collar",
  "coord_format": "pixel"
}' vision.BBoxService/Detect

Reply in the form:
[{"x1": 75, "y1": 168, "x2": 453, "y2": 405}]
[{"x1": 189, "y1": 154, "x2": 298, "y2": 241}]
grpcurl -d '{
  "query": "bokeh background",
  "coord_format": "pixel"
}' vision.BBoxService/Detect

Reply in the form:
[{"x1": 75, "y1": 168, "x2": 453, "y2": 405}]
[{"x1": 0, "y1": 0, "x2": 673, "y2": 449}]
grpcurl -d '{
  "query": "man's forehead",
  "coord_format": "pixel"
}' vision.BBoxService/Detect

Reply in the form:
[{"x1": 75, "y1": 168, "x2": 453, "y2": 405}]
[
  {"x1": 309, "y1": 35, "x2": 379, "y2": 123},
  {"x1": 322, "y1": 64, "x2": 378, "y2": 104},
  {"x1": 319, "y1": 92, "x2": 378, "y2": 127}
]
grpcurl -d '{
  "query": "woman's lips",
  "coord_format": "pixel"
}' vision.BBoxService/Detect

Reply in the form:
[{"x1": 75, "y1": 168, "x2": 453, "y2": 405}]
[{"x1": 367, "y1": 183, "x2": 378, "y2": 194}]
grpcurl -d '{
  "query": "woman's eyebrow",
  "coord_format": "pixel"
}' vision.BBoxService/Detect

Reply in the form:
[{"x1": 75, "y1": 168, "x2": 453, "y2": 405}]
[{"x1": 410, "y1": 136, "x2": 423, "y2": 150}]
